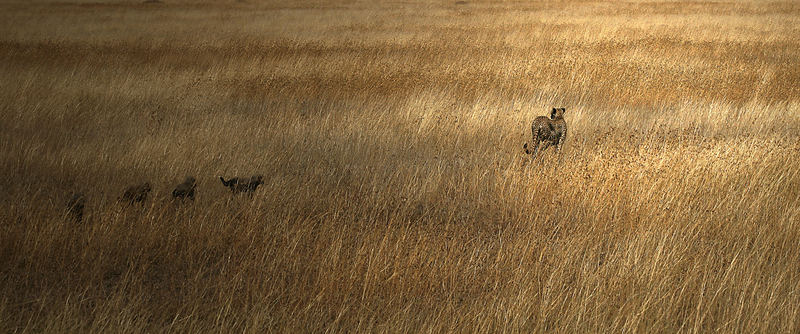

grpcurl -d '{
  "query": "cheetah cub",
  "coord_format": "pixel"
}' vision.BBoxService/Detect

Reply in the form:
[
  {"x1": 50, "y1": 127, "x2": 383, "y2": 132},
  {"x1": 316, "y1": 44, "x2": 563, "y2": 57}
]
[
  {"x1": 172, "y1": 176, "x2": 197, "y2": 200},
  {"x1": 121, "y1": 182, "x2": 152, "y2": 205},
  {"x1": 220, "y1": 175, "x2": 263, "y2": 195}
]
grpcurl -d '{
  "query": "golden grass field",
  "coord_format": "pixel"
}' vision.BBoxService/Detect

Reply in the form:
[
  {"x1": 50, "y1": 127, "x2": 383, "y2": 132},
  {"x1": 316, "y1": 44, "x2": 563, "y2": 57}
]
[{"x1": 1, "y1": 0, "x2": 800, "y2": 332}]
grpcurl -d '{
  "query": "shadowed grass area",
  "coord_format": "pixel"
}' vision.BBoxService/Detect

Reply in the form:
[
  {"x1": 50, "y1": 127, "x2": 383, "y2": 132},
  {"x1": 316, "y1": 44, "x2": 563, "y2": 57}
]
[{"x1": 1, "y1": 0, "x2": 799, "y2": 332}]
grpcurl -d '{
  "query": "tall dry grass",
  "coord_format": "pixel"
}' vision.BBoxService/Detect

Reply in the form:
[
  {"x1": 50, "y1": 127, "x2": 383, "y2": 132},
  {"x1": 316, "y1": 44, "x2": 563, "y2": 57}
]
[{"x1": 1, "y1": 0, "x2": 800, "y2": 332}]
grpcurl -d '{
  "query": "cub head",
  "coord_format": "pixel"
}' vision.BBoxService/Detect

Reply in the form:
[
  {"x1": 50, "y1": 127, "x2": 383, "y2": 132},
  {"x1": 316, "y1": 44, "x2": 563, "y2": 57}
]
[
  {"x1": 184, "y1": 176, "x2": 196, "y2": 185},
  {"x1": 550, "y1": 107, "x2": 566, "y2": 120},
  {"x1": 68, "y1": 192, "x2": 86, "y2": 207}
]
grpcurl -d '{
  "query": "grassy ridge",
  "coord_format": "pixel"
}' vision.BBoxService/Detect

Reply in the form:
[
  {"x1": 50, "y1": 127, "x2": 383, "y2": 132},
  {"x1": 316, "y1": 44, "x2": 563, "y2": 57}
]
[{"x1": 1, "y1": 0, "x2": 799, "y2": 332}]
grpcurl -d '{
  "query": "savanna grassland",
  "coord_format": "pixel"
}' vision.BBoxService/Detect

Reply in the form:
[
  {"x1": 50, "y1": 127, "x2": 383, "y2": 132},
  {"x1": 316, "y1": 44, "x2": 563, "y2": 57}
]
[{"x1": 1, "y1": 0, "x2": 800, "y2": 332}]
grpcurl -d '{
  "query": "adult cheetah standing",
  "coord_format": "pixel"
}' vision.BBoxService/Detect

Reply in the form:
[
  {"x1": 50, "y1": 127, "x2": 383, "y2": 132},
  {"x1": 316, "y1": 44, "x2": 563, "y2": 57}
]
[{"x1": 523, "y1": 107, "x2": 567, "y2": 160}]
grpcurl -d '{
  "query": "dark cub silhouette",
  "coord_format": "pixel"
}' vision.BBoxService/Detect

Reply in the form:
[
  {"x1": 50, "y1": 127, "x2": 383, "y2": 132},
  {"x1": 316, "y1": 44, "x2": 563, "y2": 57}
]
[
  {"x1": 220, "y1": 175, "x2": 264, "y2": 194},
  {"x1": 121, "y1": 182, "x2": 151, "y2": 204},
  {"x1": 66, "y1": 192, "x2": 86, "y2": 222},
  {"x1": 172, "y1": 176, "x2": 196, "y2": 200}
]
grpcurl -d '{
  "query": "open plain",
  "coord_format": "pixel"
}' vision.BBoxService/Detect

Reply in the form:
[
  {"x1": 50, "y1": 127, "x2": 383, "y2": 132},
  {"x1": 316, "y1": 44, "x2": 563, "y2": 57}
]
[{"x1": 1, "y1": 0, "x2": 799, "y2": 332}]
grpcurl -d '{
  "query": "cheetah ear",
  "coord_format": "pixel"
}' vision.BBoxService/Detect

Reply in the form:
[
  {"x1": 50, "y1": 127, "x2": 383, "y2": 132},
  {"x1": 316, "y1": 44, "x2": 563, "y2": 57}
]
[{"x1": 552, "y1": 107, "x2": 557, "y2": 113}]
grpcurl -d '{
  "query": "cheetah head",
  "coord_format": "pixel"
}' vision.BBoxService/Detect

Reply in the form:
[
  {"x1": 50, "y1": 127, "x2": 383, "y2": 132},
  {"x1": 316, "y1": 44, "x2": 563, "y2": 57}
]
[{"x1": 550, "y1": 107, "x2": 566, "y2": 120}]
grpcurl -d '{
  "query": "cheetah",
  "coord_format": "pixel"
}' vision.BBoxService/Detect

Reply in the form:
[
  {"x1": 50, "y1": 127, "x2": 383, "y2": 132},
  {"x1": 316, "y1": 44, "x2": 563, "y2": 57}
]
[
  {"x1": 523, "y1": 107, "x2": 567, "y2": 160},
  {"x1": 66, "y1": 192, "x2": 86, "y2": 222},
  {"x1": 172, "y1": 176, "x2": 196, "y2": 200},
  {"x1": 220, "y1": 175, "x2": 263, "y2": 194},
  {"x1": 121, "y1": 182, "x2": 151, "y2": 204}
]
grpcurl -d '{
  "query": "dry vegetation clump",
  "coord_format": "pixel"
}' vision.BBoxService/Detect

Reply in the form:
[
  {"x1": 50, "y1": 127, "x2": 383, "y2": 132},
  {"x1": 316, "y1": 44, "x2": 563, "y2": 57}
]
[{"x1": 1, "y1": 0, "x2": 799, "y2": 332}]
